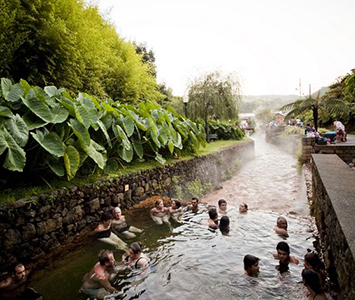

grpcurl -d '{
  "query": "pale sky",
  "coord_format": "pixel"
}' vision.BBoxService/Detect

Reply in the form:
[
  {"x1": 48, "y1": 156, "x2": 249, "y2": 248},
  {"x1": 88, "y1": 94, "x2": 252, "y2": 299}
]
[{"x1": 95, "y1": 0, "x2": 355, "y2": 96}]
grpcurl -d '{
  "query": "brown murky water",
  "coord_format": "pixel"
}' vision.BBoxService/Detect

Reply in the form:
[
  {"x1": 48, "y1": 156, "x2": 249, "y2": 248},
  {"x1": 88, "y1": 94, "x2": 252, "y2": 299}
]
[{"x1": 203, "y1": 132, "x2": 309, "y2": 216}]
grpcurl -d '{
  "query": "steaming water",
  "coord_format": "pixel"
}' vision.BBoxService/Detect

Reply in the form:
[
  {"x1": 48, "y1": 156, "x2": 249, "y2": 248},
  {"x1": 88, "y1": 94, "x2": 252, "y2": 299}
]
[{"x1": 32, "y1": 132, "x2": 314, "y2": 300}]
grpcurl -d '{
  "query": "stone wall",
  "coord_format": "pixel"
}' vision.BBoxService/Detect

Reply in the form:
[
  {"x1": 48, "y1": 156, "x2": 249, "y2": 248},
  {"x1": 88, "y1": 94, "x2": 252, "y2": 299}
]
[
  {"x1": 311, "y1": 154, "x2": 355, "y2": 299},
  {"x1": 265, "y1": 126, "x2": 301, "y2": 155},
  {"x1": 0, "y1": 139, "x2": 254, "y2": 272},
  {"x1": 303, "y1": 137, "x2": 355, "y2": 163}
]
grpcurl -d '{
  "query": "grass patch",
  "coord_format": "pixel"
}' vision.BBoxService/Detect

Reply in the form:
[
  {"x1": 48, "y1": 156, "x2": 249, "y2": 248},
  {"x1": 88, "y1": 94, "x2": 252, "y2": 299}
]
[{"x1": 0, "y1": 138, "x2": 250, "y2": 204}]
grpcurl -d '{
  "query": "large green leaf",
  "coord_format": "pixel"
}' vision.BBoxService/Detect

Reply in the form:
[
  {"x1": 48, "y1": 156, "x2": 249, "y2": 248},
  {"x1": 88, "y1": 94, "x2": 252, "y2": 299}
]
[
  {"x1": 132, "y1": 138, "x2": 143, "y2": 158},
  {"x1": 44, "y1": 86, "x2": 65, "y2": 98},
  {"x1": 69, "y1": 119, "x2": 90, "y2": 146},
  {"x1": 64, "y1": 145, "x2": 80, "y2": 180},
  {"x1": 122, "y1": 115, "x2": 135, "y2": 137},
  {"x1": 1, "y1": 78, "x2": 23, "y2": 102},
  {"x1": 22, "y1": 113, "x2": 48, "y2": 130},
  {"x1": 97, "y1": 120, "x2": 112, "y2": 148},
  {"x1": 85, "y1": 139, "x2": 106, "y2": 169},
  {"x1": 21, "y1": 92, "x2": 53, "y2": 122},
  {"x1": 104, "y1": 158, "x2": 119, "y2": 173},
  {"x1": 46, "y1": 156, "x2": 65, "y2": 177},
  {"x1": 113, "y1": 124, "x2": 131, "y2": 151},
  {"x1": 127, "y1": 110, "x2": 147, "y2": 131},
  {"x1": 0, "y1": 128, "x2": 26, "y2": 172},
  {"x1": 168, "y1": 139, "x2": 174, "y2": 154},
  {"x1": 50, "y1": 105, "x2": 69, "y2": 124},
  {"x1": 5, "y1": 114, "x2": 29, "y2": 147},
  {"x1": 118, "y1": 145, "x2": 133, "y2": 163},
  {"x1": 58, "y1": 96, "x2": 75, "y2": 116},
  {"x1": 0, "y1": 106, "x2": 13, "y2": 117},
  {"x1": 75, "y1": 103, "x2": 91, "y2": 128},
  {"x1": 155, "y1": 152, "x2": 166, "y2": 164},
  {"x1": 150, "y1": 130, "x2": 161, "y2": 148},
  {"x1": 31, "y1": 130, "x2": 65, "y2": 157}
]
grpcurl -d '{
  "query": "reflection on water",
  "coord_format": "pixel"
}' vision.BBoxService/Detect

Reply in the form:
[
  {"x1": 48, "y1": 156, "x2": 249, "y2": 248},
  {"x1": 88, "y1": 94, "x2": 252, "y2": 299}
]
[{"x1": 32, "y1": 133, "x2": 314, "y2": 299}]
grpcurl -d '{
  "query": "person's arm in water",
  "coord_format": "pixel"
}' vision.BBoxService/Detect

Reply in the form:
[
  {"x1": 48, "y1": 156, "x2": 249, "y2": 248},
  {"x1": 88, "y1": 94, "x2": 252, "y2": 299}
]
[
  {"x1": 274, "y1": 226, "x2": 288, "y2": 236},
  {"x1": 99, "y1": 277, "x2": 117, "y2": 292},
  {"x1": 0, "y1": 276, "x2": 12, "y2": 289},
  {"x1": 289, "y1": 255, "x2": 299, "y2": 265},
  {"x1": 208, "y1": 218, "x2": 218, "y2": 228}
]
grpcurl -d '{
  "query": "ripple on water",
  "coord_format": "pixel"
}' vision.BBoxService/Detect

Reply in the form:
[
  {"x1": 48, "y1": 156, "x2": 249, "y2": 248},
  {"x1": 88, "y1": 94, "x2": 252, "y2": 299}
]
[{"x1": 115, "y1": 210, "x2": 313, "y2": 300}]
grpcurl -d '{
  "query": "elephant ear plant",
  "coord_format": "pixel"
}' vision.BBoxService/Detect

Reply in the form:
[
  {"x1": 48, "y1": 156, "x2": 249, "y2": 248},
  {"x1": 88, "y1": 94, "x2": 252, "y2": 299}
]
[{"x1": 0, "y1": 78, "x2": 206, "y2": 183}]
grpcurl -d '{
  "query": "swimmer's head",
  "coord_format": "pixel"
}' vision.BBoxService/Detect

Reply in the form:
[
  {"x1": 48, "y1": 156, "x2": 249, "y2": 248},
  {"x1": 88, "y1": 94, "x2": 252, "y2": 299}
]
[
  {"x1": 218, "y1": 199, "x2": 227, "y2": 210},
  {"x1": 12, "y1": 263, "x2": 26, "y2": 280},
  {"x1": 219, "y1": 216, "x2": 230, "y2": 234},
  {"x1": 191, "y1": 197, "x2": 199, "y2": 208},
  {"x1": 98, "y1": 250, "x2": 115, "y2": 267},
  {"x1": 276, "y1": 241, "x2": 290, "y2": 260},
  {"x1": 129, "y1": 242, "x2": 143, "y2": 254},
  {"x1": 112, "y1": 207, "x2": 122, "y2": 218},
  {"x1": 277, "y1": 217, "x2": 288, "y2": 230},
  {"x1": 239, "y1": 202, "x2": 248, "y2": 213},
  {"x1": 304, "y1": 252, "x2": 323, "y2": 271},
  {"x1": 101, "y1": 212, "x2": 113, "y2": 224},
  {"x1": 154, "y1": 200, "x2": 164, "y2": 208},
  {"x1": 302, "y1": 269, "x2": 322, "y2": 295},
  {"x1": 243, "y1": 255, "x2": 260, "y2": 276},
  {"x1": 171, "y1": 199, "x2": 181, "y2": 209},
  {"x1": 208, "y1": 208, "x2": 218, "y2": 220}
]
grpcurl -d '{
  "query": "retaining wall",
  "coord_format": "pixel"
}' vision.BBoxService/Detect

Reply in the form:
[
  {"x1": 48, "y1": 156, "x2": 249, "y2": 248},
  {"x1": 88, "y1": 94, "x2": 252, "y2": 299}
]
[
  {"x1": 0, "y1": 139, "x2": 254, "y2": 272},
  {"x1": 311, "y1": 154, "x2": 355, "y2": 299}
]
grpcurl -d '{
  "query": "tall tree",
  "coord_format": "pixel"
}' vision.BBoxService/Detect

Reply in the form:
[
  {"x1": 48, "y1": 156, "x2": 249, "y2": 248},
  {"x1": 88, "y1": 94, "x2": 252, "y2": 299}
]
[
  {"x1": 280, "y1": 88, "x2": 349, "y2": 131},
  {"x1": 187, "y1": 71, "x2": 241, "y2": 140}
]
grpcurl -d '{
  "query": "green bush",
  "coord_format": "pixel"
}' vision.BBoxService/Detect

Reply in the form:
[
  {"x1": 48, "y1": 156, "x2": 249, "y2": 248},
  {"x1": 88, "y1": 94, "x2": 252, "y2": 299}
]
[
  {"x1": 0, "y1": 78, "x2": 206, "y2": 187},
  {"x1": 208, "y1": 120, "x2": 244, "y2": 140}
]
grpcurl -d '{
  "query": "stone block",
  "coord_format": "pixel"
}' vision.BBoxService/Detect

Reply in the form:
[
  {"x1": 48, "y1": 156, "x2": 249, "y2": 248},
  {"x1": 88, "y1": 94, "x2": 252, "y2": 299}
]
[
  {"x1": 2, "y1": 229, "x2": 21, "y2": 249},
  {"x1": 22, "y1": 223, "x2": 36, "y2": 242},
  {"x1": 88, "y1": 198, "x2": 100, "y2": 213}
]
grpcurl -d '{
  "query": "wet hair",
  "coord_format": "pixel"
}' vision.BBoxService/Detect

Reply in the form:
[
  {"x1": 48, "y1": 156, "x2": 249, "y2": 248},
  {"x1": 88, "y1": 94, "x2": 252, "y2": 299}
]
[
  {"x1": 219, "y1": 216, "x2": 230, "y2": 233},
  {"x1": 191, "y1": 197, "x2": 199, "y2": 203},
  {"x1": 101, "y1": 213, "x2": 113, "y2": 222},
  {"x1": 304, "y1": 252, "x2": 324, "y2": 271},
  {"x1": 276, "y1": 241, "x2": 290, "y2": 254},
  {"x1": 208, "y1": 208, "x2": 218, "y2": 219},
  {"x1": 154, "y1": 200, "x2": 163, "y2": 207},
  {"x1": 218, "y1": 199, "x2": 227, "y2": 207},
  {"x1": 172, "y1": 199, "x2": 181, "y2": 208},
  {"x1": 277, "y1": 216, "x2": 287, "y2": 229},
  {"x1": 302, "y1": 269, "x2": 323, "y2": 295},
  {"x1": 112, "y1": 207, "x2": 121, "y2": 213},
  {"x1": 129, "y1": 242, "x2": 143, "y2": 254},
  {"x1": 243, "y1": 255, "x2": 259, "y2": 270},
  {"x1": 98, "y1": 250, "x2": 113, "y2": 265},
  {"x1": 240, "y1": 202, "x2": 248, "y2": 210}
]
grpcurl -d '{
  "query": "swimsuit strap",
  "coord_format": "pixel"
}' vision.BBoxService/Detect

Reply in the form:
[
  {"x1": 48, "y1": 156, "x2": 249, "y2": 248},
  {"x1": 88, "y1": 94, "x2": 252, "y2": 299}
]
[{"x1": 134, "y1": 256, "x2": 148, "y2": 269}]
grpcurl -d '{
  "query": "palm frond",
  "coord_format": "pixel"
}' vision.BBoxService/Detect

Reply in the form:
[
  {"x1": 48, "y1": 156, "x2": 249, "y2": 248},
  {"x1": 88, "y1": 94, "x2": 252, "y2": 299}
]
[
  {"x1": 279, "y1": 99, "x2": 303, "y2": 111},
  {"x1": 324, "y1": 98, "x2": 350, "y2": 115}
]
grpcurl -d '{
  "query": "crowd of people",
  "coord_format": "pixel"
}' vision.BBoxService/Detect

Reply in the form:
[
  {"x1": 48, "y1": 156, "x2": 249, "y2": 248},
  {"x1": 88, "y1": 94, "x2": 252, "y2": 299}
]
[{"x1": 0, "y1": 198, "x2": 328, "y2": 300}]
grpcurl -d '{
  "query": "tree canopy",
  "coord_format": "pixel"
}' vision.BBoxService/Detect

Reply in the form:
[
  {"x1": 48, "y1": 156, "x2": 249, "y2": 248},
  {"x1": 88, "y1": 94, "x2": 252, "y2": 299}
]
[{"x1": 0, "y1": 0, "x2": 162, "y2": 103}]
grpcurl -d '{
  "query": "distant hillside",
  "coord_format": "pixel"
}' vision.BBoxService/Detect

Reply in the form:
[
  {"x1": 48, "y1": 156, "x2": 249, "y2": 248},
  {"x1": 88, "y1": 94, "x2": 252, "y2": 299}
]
[{"x1": 239, "y1": 95, "x2": 299, "y2": 113}]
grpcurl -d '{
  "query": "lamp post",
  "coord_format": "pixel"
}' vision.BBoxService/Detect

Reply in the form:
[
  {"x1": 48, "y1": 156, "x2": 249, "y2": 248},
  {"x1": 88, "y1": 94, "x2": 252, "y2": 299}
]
[{"x1": 183, "y1": 95, "x2": 188, "y2": 118}]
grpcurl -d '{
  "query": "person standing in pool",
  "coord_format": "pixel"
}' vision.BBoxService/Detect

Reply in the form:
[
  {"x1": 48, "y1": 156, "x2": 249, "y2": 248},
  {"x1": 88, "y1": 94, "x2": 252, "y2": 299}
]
[
  {"x1": 218, "y1": 199, "x2": 227, "y2": 215},
  {"x1": 273, "y1": 241, "x2": 299, "y2": 272},
  {"x1": 274, "y1": 216, "x2": 288, "y2": 236},
  {"x1": 150, "y1": 199, "x2": 170, "y2": 225},
  {"x1": 187, "y1": 197, "x2": 200, "y2": 213},
  {"x1": 111, "y1": 207, "x2": 143, "y2": 239},
  {"x1": 243, "y1": 255, "x2": 260, "y2": 277},
  {"x1": 81, "y1": 250, "x2": 119, "y2": 300},
  {"x1": 303, "y1": 252, "x2": 326, "y2": 288},
  {"x1": 219, "y1": 216, "x2": 230, "y2": 235},
  {"x1": 168, "y1": 199, "x2": 183, "y2": 222},
  {"x1": 94, "y1": 213, "x2": 127, "y2": 250}
]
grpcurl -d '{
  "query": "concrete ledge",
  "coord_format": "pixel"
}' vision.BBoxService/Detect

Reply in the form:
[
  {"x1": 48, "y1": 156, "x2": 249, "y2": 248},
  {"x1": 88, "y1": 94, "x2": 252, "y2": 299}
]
[{"x1": 311, "y1": 154, "x2": 355, "y2": 298}]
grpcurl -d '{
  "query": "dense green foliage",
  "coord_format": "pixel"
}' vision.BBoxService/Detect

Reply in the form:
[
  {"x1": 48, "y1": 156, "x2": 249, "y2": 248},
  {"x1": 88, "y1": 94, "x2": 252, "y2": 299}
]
[
  {"x1": 208, "y1": 120, "x2": 244, "y2": 140},
  {"x1": 0, "y1": 0, "x2": 162, "y2": 103},
  {"x1": 0, "y1": 78, "x2": 206, "y2": 188}
]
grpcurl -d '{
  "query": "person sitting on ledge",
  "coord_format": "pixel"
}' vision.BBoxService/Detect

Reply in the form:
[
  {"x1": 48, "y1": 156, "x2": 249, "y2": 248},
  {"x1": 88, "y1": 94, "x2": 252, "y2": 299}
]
[
  {"x1": 111, "y1": 207, "x2": 143, "y2": 239},
  {"x1": 0, "y1": 263, "x2": 42, "y2": 300},
  {"x1": 274, "y1": 216, "x2": 288, "y2": 236},
  {"x1": 95, "y1": 213, "x2": 127, "y2": 250}
]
